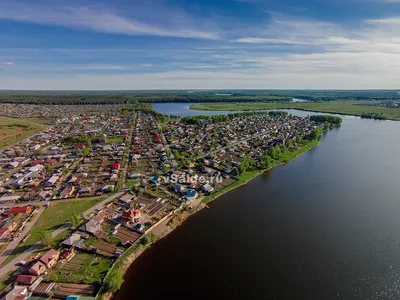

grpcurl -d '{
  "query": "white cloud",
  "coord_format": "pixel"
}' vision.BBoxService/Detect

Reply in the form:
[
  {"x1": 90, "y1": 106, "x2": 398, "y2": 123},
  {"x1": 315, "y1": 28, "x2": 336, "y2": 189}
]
[
  {"x1": 2, "y1": 4, "x2": 400, "y2": 89},
  {"x1": 182, "y1": 65, "x2": 218, "y2": 69},
  {"x1": 1, "y1": 57, "x2": 399, "y2": 90},
  {"x1": 233, "y1": 37, "x2": 306, "y2": 44},
  {"x1": 0, "y1": 62, "x2": 15, "y2": 65},
  {"x1": 0, "y1": 1, "x2": 219, "y2": 40}
]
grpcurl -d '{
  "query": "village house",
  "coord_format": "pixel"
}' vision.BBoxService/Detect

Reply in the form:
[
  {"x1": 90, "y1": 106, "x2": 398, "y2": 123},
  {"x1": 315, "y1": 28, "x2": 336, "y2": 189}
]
[
  {"x1": 59, "y1": 248, "x2": 75, "y2": 262},
  {"x1": 28, "y1": 261, "x2": 47, "y2": 277},
  {"x1": 0, "y1": 219, "x2": 15, "y2": 241},
  {"x1": 121, "y1": 209, "x2": 141, "y2": 223},
  {"x1": 60, "y1": 185, "x2": 75, "y2": 198},
  {"x1": 62, "y1": 233, "x2": 83, "y2": 247},
  {"x1": 7, "y1": 206, "x2": 32, "y2": 215},
  {"x1": 15, "y1": 275, "x2": 37, "y2": 286},
  {"x1": 29, "y1": 249, "x2": 60, "y2": 276},
  {"x1": 79, "y1": 215, "x2": 103, "y2": 235},
  {"x1": 40, "y1": 249, "x2": 60, "y2": 268},
  {"x1": 46, "y1": 175, "x2": 59, "y2": 186}
]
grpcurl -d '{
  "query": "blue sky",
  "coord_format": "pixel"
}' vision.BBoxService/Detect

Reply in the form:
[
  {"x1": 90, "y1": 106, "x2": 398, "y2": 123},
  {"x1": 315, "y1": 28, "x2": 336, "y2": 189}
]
[{"x1": 1, "y1": 0, "x2": 400, "y2": 90}]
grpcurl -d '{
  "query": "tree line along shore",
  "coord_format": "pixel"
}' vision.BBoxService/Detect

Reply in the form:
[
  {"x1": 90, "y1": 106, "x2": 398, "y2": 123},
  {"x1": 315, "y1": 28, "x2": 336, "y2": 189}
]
[{"x1": 190, "y1": 101, "x2": 400, "y2": 121}]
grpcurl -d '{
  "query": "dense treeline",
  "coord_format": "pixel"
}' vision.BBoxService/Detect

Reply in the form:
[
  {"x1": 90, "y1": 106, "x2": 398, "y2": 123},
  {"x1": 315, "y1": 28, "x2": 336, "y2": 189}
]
[
  {"x1": 121, "y1": 103, "x2": 152, "y2": 111},
  {"x1": 1, "y1": 90, "x2": 400, "y2": 104},
  {"x1": 61, "y1": 135, "x2": 92, "y2": 146},
  {"x1": 0, "y1": 92, "x2": 290, "y2": 104},
  {"x1": 310, "y1": 115, "x2": 342, "y2": 125},
  {"x1": 267, "y1": 111, "x2": 289, "y2": 117},
  {"x1": 267, "y1": 90, "x2": 400, "y2": 101},
  {"x1": 360, "y1": 112, "x2": 387, "y2": 120}
]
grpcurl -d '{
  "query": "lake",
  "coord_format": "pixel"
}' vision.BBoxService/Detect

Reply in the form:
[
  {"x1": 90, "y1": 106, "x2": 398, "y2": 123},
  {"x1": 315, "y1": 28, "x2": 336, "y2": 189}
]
[
  {"x1": 114, "y1": 103, "x2": 400, "y2": 300},
  {"x1": 153, "y1": 102, "x2": 313, "y2": 117}
]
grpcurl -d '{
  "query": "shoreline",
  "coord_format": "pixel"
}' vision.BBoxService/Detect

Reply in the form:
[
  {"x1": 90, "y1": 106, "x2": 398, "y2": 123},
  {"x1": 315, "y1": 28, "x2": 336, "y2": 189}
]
[
  {"x1": 104, "y1": 138, "x2": 322, "y2": 299},
  {"x1": 189, "y1": 103, "x2": 396, "y2": 121}
]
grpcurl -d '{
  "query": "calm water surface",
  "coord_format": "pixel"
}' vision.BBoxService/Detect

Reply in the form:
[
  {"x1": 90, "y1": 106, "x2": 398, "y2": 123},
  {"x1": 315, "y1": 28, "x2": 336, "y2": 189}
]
[{"x1": 115, "y1": 103, "x2": 400, "y2": 300}]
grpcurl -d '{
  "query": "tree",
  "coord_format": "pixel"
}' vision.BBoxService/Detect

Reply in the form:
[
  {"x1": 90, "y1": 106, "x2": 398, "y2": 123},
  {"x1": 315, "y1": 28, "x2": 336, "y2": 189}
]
[
  {"x1": 238, "y1": 164, "x2": 246, "y2": 174},
  {"x1": 308, "y1": 128, "x2": 323, "y2": 141},
  {"x1": 14, "y1": 149, "x2": 23, "y2": 157},
  {"x1": 261, "y1": 154, "x2": 271, "y2": 169},
  {"x1": 82, "y1": 148, "x2": 90, "y2": 156},
  {"x1": 105, "y1": 271, "x2": 124, "y2": 292},
  {"x1": 34, "y1": 149, "x2": 44, "y2": 156},
  {"x1": 285, "y1": 140, "x2": 293, "y2": 149},
  {"x1": 162, "y1": 165, "x2": 170, "y2": 173},
  {"x1": 42, "y1": 231, "x2": 54, "y2": 248},
  {"x1": 70, "y1": 215, "x2": 81, "y2": 228}
]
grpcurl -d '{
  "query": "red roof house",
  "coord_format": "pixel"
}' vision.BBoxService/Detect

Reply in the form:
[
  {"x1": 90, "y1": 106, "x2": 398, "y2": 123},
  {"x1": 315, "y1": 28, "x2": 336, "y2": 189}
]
[
  {"x1": 76, "y1": 143, "x2": 86, "y2": 149},
  {"x1": 31, "y1": 159, "x2": 42, "y2": 166},
  {"x1": 121, "y1": 209, "x2": 141, "y2": 223},
  {"x1": 45, "y1": 158, "x2": 56, "y2": 165},
  {"x1": 16, "y1": 275, "x2": 37, "y2": 285},
  {"x1": 112, "y1": 163, "x2": 120, "y2": 170},
  {"x1": 8, "y1": 206, "x2": 32, "y2": 215},
  {"x1": 154, "y1": 136, "x2": 161, "y2": 143}
]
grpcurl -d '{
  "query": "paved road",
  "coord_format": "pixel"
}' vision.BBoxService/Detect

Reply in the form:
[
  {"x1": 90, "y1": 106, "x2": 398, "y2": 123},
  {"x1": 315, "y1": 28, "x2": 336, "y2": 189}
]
[
  {"x1": 82, "y1": 192, "x2": 125, "y2": 219},
  {"x1": 0, "y1": 207, "x2": 45, "y2": 272},
  {"x1": 0, "y1": 242, "x2": 42, "y2": 277},
  {"x1": 0, "y1": 207, "x2": 45, "y2": 265},
  {"x1": 0, "y1": 196, "x2": 103, "y2": 209},
  {"x1": 0, "y1": 192, "x2": 125, "y2": 277},
  {"x1": 51, "y1": 223, "x2": 71, "y2": 239}
]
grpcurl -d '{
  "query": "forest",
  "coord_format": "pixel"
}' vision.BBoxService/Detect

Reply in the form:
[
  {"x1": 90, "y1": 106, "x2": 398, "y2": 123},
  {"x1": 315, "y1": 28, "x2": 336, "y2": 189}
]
[{"x1": 1, "y1": 90, "x2": 400, "y2": 104}]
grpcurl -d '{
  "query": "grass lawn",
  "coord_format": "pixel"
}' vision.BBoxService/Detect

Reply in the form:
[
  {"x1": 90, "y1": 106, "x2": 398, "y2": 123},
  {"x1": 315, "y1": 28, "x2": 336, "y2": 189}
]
[
  {"x1": 24, "y1": 198, "x2": 104, "y2": 246},
  {"x1": 107, "y1": 136, "x2": 124, "y2": 143},
  {"x1": 0, "y1": 197, "x2": 105, "y2": 267},
  {"x1": 0, "y1": 272, "x2": 14, "y2": 293},
  {"x1": 45, "y1": 252, "x2": 113, "y2": 285},
  {"x1": 0, "y1": 117, "x2": 47, "y2": 149},
  {"x1": 190, "y1": 101, "x2": 400, "y2": 121}
]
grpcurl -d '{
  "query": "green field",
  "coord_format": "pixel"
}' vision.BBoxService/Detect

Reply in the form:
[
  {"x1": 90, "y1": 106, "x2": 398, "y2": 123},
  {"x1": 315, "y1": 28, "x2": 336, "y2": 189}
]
[
  {"x1": 0, "y1": 197, "x2": 105, "y2": 268},
  {"x1": 0, "y1": 117, "x2": 47, "y2": 149},
  {"x1": 190, "y1": 101, "x2": 400, "y2": 120},
  {"x1": 107, "y1": 136, "x2": 125, "y2": 144},
  {"x1": 24, "y1": 198, "x2": 104, "y2": 246}
]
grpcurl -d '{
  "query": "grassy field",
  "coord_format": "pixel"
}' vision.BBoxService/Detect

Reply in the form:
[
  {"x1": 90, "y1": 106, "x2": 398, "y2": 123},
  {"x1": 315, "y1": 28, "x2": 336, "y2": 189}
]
[
  {"x1": 0, "y1": 117, "x2": 47, "y2": 149},
  {"x1": 0, "y1": 197, "x2": 105, "y2": 268},
  {"x1": 190, "y1": 101, "x2": 400, "y2": 120},
  {"x1": 24, "y1": 198, "x2": 104, "y2": 246},
  {"x1": 107, "y1": 136, "x2": 125, "y2": 144}
]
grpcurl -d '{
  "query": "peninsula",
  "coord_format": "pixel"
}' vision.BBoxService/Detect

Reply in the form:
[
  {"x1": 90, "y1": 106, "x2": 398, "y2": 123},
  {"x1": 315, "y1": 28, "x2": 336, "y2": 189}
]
[
  {"x1": 0, "y1": 104, "x2": 341, "y2": 300},
  {"x1": 190, "y1": 101, "x2": 400, "y2": 121}
]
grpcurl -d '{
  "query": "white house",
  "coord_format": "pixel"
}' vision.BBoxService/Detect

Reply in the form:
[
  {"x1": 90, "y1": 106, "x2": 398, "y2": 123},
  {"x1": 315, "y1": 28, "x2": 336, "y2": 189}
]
[{"x1": 46, "y1": 175, "x2": 59, "y2": 186}]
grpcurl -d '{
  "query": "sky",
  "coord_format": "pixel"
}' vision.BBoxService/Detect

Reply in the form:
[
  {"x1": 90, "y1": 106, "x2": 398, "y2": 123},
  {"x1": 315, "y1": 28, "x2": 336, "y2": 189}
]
[{"x1": 0, "y1": 0, "x2": 400, "y2": 90}]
